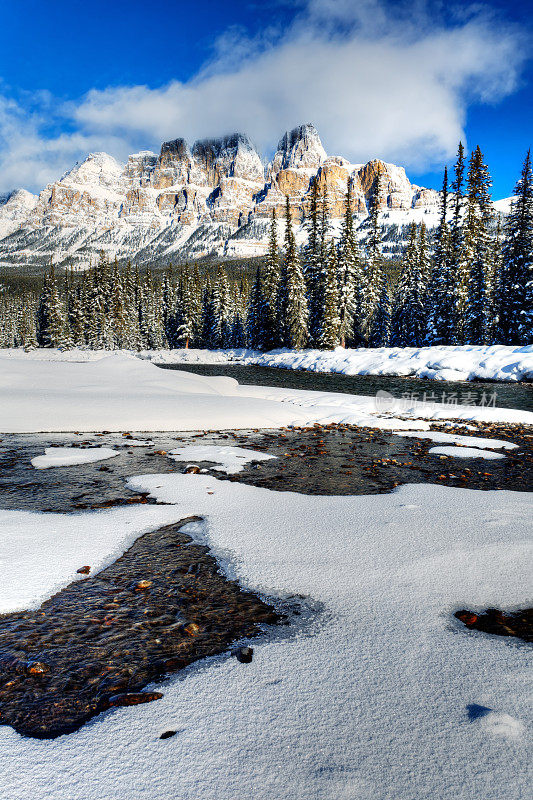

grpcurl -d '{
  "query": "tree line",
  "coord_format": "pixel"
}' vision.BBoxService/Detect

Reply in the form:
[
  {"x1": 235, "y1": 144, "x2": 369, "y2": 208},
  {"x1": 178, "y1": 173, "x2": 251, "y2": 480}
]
[{"x1": 1, "y1": 144, "x2": 531, "y2": 351}]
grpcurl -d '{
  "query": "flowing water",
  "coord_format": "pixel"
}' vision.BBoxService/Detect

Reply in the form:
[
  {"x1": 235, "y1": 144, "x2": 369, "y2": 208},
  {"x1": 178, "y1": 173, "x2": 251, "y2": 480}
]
[{"x1": 157, "y1": 363, "x2": 533, "y2": 412}]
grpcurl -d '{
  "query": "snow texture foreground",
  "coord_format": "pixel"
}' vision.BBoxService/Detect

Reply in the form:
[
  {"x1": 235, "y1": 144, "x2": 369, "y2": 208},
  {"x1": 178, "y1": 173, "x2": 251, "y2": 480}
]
[{"x1": 0, "y1": 479, "x2": 531, "y2": 799}]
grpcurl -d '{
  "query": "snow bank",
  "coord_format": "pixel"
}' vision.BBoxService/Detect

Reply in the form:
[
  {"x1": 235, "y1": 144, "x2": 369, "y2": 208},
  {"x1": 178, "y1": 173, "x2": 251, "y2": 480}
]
[
  {"x1": 31, "y1": 446, "x2": 118, "y2": 469},
  {"x1": 1, "y1": 477, "x2": 530, "y2": 799},
  {"x1": 237, "y1": 344, "x2": 533, "y2": 383},
  {"x1": 4, "y1": 343, "x2": 532, "y2": 384},
  {"x1": 1, "y1": 351, "x2": 531, "y2": 432}
]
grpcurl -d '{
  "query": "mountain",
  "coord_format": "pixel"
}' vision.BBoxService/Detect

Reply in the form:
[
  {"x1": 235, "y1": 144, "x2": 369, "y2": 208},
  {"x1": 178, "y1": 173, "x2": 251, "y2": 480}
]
[{"x1": 0, "y1": 123, "x2": 491, "y2": 271}]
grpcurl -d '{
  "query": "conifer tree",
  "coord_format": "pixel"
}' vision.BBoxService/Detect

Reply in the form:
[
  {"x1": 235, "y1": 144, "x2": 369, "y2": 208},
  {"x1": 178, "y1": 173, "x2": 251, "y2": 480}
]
[
  {"x1": 262, "y1": 209, "x2": 280, "y2": 350},
  {"x1": 281, "y1": 195, "x2": 308, "y2": 349},
  {"x1": 371, "y1": 278, "x2": 392, "y2": 347},
  {"x1": 426, "y1": 166, "x2": 454, "y2": 344},
  {"x1": 361, "y1": 168, "x2": 383, "y2": 344},
  {"x1": 247, "y1": 268, "x2": 266, "y2": 350},
  {"x1": 391, "y1": 223, "x2": 425, "y2": 346},
  {"x1": 460, "y1": 146, "x2": 493, "y2": 344},
  {"x1": 200, "y1": 285, "x2": 217, "y2": 348},
  {"x1": 41, "y1": 266, "x2": 69, "y2": 348},
  {"x1": 337, "y1": 178, "x2": 364, "y2": 347},
  {"x1": 319, "y1": 240, "x2": 340, "y2": 349},
  {"x1": 498, "y1": 149, "x2": 533, "y2": 343},
  {"x1": 485, "y1": 214, "x2": 502, "y2": 344}
]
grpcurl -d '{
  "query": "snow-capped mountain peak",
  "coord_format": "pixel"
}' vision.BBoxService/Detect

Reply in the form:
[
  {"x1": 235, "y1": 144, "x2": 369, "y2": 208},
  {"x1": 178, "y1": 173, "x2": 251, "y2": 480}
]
[{"x1": 0, "y1": 124, "x2": 511, "y2": 270}]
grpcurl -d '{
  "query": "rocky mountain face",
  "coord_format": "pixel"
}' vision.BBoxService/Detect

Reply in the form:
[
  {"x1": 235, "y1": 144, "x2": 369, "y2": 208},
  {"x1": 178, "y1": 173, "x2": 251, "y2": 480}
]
[{"x1": 0, "y1": 123, "x2": 444, "y2": 270}]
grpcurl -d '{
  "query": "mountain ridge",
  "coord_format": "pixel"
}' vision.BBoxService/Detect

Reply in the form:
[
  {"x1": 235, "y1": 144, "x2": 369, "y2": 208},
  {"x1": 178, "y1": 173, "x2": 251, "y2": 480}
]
[{"x1": 0, "y1": 123, "x2": 508, "y2": 270}]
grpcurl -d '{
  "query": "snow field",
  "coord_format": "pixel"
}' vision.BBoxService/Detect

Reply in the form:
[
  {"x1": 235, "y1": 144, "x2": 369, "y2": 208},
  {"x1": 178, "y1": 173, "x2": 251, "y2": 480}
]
[
  {"x1": 3, "y1": 351, "x2": 531, "y2": 434},
  {"x1": 0, "y1": 478, "x2": 530, "y2": 800}
]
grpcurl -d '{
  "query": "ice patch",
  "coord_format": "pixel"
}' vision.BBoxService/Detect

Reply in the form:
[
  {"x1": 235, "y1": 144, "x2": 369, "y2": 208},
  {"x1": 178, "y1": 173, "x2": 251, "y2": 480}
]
[
  {"x1": 31, "y1": 447, "x2": 119, "y2": 469},
  {"x1": 429, "y1": 446, "x2": 506, "y2": 459},
  {"x1": 396, "y1": 431, "x2": 517, "y2": 449},
  {"x1": 168, "y1": 445, "x2": 276, "y2": 474}
]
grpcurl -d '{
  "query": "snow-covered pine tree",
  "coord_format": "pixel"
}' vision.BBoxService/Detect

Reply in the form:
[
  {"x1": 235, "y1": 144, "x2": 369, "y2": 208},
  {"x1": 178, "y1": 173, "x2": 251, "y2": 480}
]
[
  {"x1": 485, "y1": 214, "x2": 503, "y2": 345},
  {"x1": 498, "y1": 149, "x2": 533, "y2": 344},
  {"x1": 371, "y1": 278, "x2": 392, "y2": 347},
  {"x1": 111, "y1": 273, "x2": 129, "y2": 349},
  {"x1": 361, "y1": 168, "x2": 383, "y2": 345},
  {"x1": 462, "y1": 146, "x2": 493, "y2": 344},
  {"x1": 426, "y1": 166, "x2": 454, "y2": 344},
  {"x1": 200, "y1": 284, "x2": 217, "y2": 349},
  {"x1": 36, "y1": 271, "x2": 51, "y2": 347},
  {"x1": 67, "y1": 280, "x2": 86, "y2": 347},
  {"x1": 282, "y1": 195, "x2": 308, "y2": 349},
  {"x1": 303, "y1": 176, "x2": 322, "y2": 345},
  {"x1": 216, "y1": 267, "x2": 233, "y2": 348},
  {"x1": 189, "y1": 266, "x2": 203, "y2": 347},
  {"x1": 337, "y1": 178, "x2": 364, "y2": 347},
  {"x1": 181, "y1": 273, "x2": 198, "y2": 349},
  {"x1": 447, "y1": 142, "x2": 468, "y2": 343},
  {"x1": 318, "y1": 240, "x2": 340, "y2": 349},
  {"x1": 417, "y1": 222, "x2": 430, "y2": 342},
  {"x1": 247, "y1": 268, "x2": 266, "y2": 350},
  {"x1": 262, "y1": 209, "x2": 280, "y2": 350},
  {"x1": 391, "y1": 223, "x2": 425, "y2": 346},
  {"x1": 36, "y1": 265, "x2": 69, "y2": 348}
]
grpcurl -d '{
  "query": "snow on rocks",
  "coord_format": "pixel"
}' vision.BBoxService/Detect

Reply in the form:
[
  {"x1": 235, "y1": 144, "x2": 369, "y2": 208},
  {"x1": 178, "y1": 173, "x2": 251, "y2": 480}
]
[
  {"x1": 429, "y1": 446, "x2": 506, "y2": 460},
  {"x1": 31, "y1": 447, "x2": 119, "y2": 469},
  {"x1": 167, "y1": 445, "x2": 276, "y2": 474}
]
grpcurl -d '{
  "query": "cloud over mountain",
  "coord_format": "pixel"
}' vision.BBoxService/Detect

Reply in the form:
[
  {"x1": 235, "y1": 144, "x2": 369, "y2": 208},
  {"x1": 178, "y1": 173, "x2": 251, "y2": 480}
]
[{"x1": 0, "y1": 0, "x2": 528, "y2": 193}]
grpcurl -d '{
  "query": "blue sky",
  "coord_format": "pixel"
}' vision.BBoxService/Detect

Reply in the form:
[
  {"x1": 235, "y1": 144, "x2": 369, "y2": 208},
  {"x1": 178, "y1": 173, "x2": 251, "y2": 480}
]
[{"x1": 0, "y1": 0, "x2": 531, "y2": 197}]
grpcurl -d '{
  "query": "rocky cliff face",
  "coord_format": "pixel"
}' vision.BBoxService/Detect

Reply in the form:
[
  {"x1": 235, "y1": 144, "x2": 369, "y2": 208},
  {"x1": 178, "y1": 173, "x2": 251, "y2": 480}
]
[{"x1": 0, "y1": 123, "x2": 444, "y2": 269}]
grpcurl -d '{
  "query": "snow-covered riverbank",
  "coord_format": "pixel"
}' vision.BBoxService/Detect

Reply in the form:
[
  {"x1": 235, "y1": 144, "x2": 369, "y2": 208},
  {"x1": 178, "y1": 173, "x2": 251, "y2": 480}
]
[
  {"x1": 3, "y1": 344, "x2": 532, "y2": 383},
  {"x1": 1, "y1": 349, "x2": 531, "y2": 431},
  {"x1": 147, "y1": 344, "x2": 533, "y2": 383}
]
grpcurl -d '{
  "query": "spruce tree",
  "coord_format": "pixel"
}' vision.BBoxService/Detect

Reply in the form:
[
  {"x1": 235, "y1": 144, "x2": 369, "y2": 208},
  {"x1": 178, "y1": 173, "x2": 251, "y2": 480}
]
[
  {"x1": 318, "y1": 240, "x2": 340, "y2": 349},
  {"x1": 361, "y1": 168, "x2": 383, "y2": 345},
  {"x1": 461, "y1": 146, "x2": 493, "y2": 344},
  {"x1": 247, "y1": 268, "x2": 266, "y2": 350},
  {"x1": 485, "y1": 214, "x2": 503, "y2": 344},
  {"x1": 498, "y1": 149, "x2": 533, "y2": 344},
  {"x1": 426, "y1": 166, "x2": 454, "y2": 344},
  {"x1": 282, "y1": 195, "x2": 308, "y2": 349},
  {"x1": 303, "y1": 178, "x2": 322, "y2": 345},
  {"x1": 391, "y1": 223, "x2": 425, "y2": 347},
  {"x1": 371, "y1": 279, "x2": 392, "y2": 347},
  {"x1": 337, "y1": 178, "x2": 364, "y2": 347},
  {"x1": 262, "y1": 209, "x2": 280, "y2": 350}
]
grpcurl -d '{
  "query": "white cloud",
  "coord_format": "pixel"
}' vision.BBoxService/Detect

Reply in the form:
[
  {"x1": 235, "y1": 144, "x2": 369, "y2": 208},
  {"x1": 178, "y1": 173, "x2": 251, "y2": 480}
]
[{"x1": 0, "y1": 0, "x2": 528, "y2": 193}]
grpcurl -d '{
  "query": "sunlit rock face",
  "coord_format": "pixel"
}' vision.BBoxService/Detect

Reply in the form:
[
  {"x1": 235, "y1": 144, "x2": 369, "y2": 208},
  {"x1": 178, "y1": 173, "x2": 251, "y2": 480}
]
[{"x1": 0, "y1": 123, "x2": 447, "y2": 268}]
